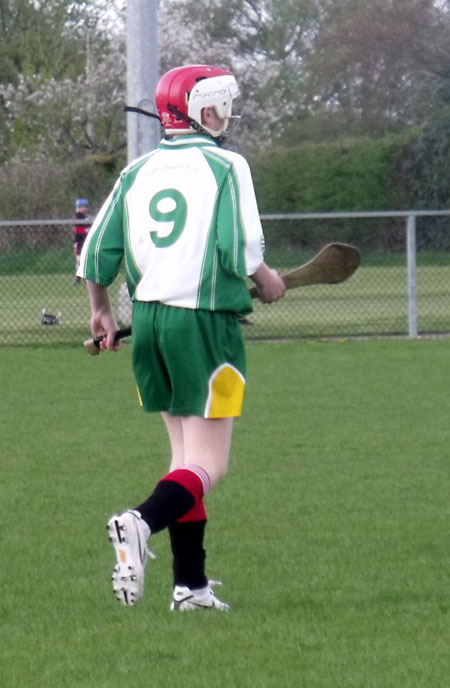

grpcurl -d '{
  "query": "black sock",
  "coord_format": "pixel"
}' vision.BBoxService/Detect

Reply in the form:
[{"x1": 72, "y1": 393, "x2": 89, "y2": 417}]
[
  {"x1": 168, "y1": 520, "x2": 208, "y2": 590},
  {"x1": 135, "y1": 480, "x2": 195, "y2": 534}
]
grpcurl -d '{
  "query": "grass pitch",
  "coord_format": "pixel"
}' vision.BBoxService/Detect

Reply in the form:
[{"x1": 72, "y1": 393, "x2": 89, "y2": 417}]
[{"x1": 1, "y1": 339, "x2": 450, "y2": 687}]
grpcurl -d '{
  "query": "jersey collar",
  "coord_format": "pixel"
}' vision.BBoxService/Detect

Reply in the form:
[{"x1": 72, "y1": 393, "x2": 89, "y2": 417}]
[{"x1": 158, "y1": 135, "x2": 219, "y2": 150}]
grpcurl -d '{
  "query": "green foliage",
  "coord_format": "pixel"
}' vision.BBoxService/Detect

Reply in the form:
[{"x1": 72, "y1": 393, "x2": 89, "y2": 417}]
[
  {"x1": 249, "y1": 129, "x2": 419, "y2": 250},
  {"x1": 0, "y1": 153, "x2": 125, "y2": 219},
  {"x1": 0, "y1": 0, "x2": 87, "y2": 85},
  {"x1": 412, "y1": 108, "x2": 450, "y2": 209},
  {"x1": 0, "y1": 1, "x2": 126, "y2": 164},
  {"x1": 408, "y1": 96, "x2": 450, "y2": 239},
  {"x1": 251, "y1": 130, "x2": 418, "y2": 213}
]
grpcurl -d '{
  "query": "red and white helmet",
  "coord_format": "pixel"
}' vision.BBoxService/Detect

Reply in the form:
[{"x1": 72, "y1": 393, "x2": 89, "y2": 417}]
[{"x1": 155, "y1": 65, "x2": 239, "y2": 138}]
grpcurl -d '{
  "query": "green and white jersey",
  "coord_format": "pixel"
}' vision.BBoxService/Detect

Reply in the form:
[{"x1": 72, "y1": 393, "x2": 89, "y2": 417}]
[{"x1": 78, "y1": 135, "x2": 264, "y2": 315}]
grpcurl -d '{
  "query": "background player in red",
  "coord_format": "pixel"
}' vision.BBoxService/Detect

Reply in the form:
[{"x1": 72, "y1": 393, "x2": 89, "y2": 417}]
[
  {"x1": 72, "y1": 198, "x2": 92, "y2": 285},
  {"x1": 78, "y1": 65, "x2": 286, "y2": 611}
]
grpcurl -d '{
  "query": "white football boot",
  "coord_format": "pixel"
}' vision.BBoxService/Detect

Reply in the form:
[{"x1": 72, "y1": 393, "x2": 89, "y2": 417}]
[
  {"x1": 170, "y1": 580, "x2": 230, "y2": 611},
  {"x1": 106, "y1": 509, "x2": 155, "y2": 606}
]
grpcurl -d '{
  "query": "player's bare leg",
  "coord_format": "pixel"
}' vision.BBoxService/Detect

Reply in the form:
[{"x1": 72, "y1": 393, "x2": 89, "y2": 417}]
[
  {"x1": 161, "y1": 412, "x2": 185, "y2": 470},
  {"x1": 162, "y1": 412, "x2": 233, "y2": 484},
  {"x1": 177, "y1": 415, "x2": 233, "y2": 485}
]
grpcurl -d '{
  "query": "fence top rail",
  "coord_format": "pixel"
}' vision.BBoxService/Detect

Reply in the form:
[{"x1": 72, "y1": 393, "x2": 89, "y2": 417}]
[
  {"x1": 0, "y1": 219, "x2": 90, "y2": 227},
  {"x1": 260, "y1": 210, "x2": 450, "y2": 220},
  {"x1": 0, "y1": 210, "x2": 450, "y2": 228}
]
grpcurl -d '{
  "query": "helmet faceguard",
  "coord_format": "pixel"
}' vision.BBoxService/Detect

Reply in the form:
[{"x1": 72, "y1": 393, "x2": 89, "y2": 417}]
[{"x1": 155, "y1": 65, "x2": 240, "y2": 140}]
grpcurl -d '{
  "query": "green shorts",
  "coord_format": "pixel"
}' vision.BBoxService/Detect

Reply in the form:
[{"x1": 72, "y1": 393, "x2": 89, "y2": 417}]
[{"x1": 132, "y1": 302, "x2": 246, "y2": 418}]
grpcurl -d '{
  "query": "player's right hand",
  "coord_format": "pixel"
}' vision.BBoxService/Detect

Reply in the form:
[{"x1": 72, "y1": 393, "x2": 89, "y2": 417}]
[{"x1": 251, "y1": 264, "x2": 286, "y2": 303}]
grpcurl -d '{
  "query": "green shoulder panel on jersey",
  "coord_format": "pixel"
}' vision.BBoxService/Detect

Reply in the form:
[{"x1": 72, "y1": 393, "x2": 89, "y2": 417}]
[
  {"x1": 121, "y1": 152, "x2": 159, "y2": 295},
  {"x1": 201, "y1": 147, "x2": 248, "y2": 277},
  {"x1": 83, "y1": 153, "x2": 153, "y2": 288},
  {"x1": 195, "y1": 147, "x2": 252, "y2": 313},
  {"x1": 196, "y1": 222, "x2": 252, "y2": 313},
  {"x1": 196, "y1": 214, "x2": 219, "y2": 310},
  {"x1": 83, "y1": 183, "x2": 124, "y2": 286}
]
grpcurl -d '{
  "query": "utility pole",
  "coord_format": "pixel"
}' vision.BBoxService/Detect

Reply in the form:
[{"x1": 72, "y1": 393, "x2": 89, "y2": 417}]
[
  {"x1": 126, "y1": 0, "x2": 160, "y2": 163},
  {"x1": 85, "y1": 31, "x2": 95, "y2": 146}
]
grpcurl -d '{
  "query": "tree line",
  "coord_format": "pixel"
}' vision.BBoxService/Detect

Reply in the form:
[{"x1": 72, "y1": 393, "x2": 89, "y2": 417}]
[{"x1": 0, "y1": 0, "x2": 449, "y2": 218}]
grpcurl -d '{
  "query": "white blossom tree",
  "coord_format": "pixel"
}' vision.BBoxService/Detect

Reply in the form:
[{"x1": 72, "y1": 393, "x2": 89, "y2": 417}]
[{"x1": 0, "y1": 0, "x2": 127, "y2": 161}]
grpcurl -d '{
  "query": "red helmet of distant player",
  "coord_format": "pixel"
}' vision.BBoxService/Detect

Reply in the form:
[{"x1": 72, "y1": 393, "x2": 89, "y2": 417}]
[{"x1": 155, "y1": 65, "x2": 240, "y2": 139}]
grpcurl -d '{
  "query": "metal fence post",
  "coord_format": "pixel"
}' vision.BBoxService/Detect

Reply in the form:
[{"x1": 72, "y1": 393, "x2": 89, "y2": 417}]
[
  {"x1": 406, "y1": 214, "x2": 418, "y2": 338},
  {"x1": 127, "y1": 0, "x2": 160, "y2": 162}
]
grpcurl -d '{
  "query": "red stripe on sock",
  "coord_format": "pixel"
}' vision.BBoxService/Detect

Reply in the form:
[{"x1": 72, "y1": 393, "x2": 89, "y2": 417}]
[
  {"x1": 160, "y1": 468, "x2": 206, "y2": 502},
  {"x1": 177, "y1": 500, "x2": 207, "y2": 523}
]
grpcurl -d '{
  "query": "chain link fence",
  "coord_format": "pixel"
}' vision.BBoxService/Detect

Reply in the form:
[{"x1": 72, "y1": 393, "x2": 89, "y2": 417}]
[{"x1": 1, "y1": 212, "x2": 450, "y2": 347}]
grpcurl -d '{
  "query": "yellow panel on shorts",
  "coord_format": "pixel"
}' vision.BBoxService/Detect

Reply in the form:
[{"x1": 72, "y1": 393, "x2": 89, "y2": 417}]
[{"x1": 205, "y1": 364, "x2": 245, "y2": 418}]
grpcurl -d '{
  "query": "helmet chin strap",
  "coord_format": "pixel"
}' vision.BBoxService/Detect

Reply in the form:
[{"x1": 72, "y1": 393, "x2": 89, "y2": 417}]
[
  {"x1": 124, "y1": 104, "x2": 226, "y2": 145},
  {"x1": 166, "y1": 104, "x2": 226, "y2": 145},
  {"x1": 124, "y1": 105, "x2": 162, "y2": 122}
]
